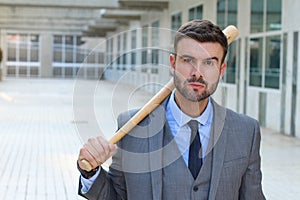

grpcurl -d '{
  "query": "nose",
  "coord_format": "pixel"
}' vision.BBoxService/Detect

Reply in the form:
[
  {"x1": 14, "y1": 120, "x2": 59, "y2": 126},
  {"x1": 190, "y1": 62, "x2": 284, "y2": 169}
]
[{"x1": 191, "y1": 62, "x2": 204, "y2": 79}]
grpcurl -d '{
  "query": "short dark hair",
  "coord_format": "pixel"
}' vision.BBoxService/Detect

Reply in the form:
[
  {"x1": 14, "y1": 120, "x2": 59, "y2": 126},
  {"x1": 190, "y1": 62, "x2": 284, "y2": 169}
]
[{"x1": 174, "y1": 19, "x2": 228, "y2": 63}]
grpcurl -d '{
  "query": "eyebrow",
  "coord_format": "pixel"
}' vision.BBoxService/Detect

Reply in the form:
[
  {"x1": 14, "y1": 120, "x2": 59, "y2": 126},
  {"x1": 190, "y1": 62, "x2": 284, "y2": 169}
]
[
  {"x1": 179, "y1": 54, "x2": 219, "y2": 62},
  {"x1": 205, "y1": 57, "x2": 219, "y2": 62}
]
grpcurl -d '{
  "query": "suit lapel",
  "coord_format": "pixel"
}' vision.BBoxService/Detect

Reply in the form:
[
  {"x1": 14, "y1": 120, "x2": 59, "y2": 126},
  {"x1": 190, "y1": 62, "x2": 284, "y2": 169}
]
[{"x1": 208, "y1": 99, "x2": 227, "y2": 200}]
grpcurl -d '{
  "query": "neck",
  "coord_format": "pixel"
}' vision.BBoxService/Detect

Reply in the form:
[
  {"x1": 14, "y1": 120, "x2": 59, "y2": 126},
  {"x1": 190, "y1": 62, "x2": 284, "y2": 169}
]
[{"x1": 174, "y1": 91, "x2": 209, "y2": 118}]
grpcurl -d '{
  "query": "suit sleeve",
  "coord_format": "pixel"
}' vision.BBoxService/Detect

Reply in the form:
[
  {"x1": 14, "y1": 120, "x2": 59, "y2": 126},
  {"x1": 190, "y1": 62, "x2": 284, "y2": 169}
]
[
  {"x1": 77, "y1": 114, "x2": 129, "y2": 200},
  {"x1": 239, "y1": 120, "x2": 266, "y2": 200}
]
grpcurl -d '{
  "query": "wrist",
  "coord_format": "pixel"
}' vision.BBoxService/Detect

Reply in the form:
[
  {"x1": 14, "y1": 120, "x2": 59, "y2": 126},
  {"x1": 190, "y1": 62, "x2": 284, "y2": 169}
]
[{"x1": 77, "y1": 161, "x2": 99, "y2": 179}]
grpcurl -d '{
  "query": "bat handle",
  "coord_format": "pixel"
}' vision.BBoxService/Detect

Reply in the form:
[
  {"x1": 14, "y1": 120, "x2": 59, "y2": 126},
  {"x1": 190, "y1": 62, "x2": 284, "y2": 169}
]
[{"x1": 79, "y1": 159, "x2": 93, "y2": 172}]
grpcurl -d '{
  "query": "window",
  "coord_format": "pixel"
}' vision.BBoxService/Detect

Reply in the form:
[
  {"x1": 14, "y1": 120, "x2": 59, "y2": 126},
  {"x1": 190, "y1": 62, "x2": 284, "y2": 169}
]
[
  {"x1": 117, "y1": 35, "x2": 121, "y2": 68},
  {"x1": 142, "y1": 26, "x2": 148, "y2": 65},
  {"x1": 30, "y1": 35, "x2": 39, "y2": 62},
  {"x1": 122, "y1": 33, "x2": 127, "y2": 69},
  {"x1": 171, "y1": 12, "x2": 182, "y2": 42},
  {"x1": 53, "y1": 35, "x2": 62, "y2": 62},
  {"x1": 265, "y1": 36, "x2": 280, "y2": 88},
  {"x1": 151, "y1": 21, "x2": 159, "y2": 65},
  {"x1": 225, "y1": 42, "x2": 237, "y2": 83},
  {"x1": 217, "y1": 0, "x2": 238, "y2": 30},
  {"x1": 189, "y1": 5, "x2": 203, "y2": 21},
  {"x1": 250, "y1": 38, "x2": 263, "y2": 87},
  {"x1": 249, "y1": 0, "x2": 282, "y2": 89},
  {"x1": 131, "y1": 30, "x2": 137, "y2": 71},
  {"x1": 7, "y1": 34, "x2": 17, "y2": 61},
  {"x1": 249, "y1": 35, "x2": 281, "y2": 89},
  {"x1": 65, "y1": 35, "x2": 74, "y2": 63},
  {"x1": 217, "y1": 0, "x2": 238, "y2": 84},
  {"x1": 251, "y1": 0, "x2": 282, "y2": 33}
]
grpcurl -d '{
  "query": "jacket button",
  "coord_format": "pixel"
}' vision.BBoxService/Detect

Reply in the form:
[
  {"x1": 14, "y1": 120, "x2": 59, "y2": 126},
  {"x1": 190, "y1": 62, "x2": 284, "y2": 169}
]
[{"x1": 193, "y1": 186, "x2": 198, "y2": 192}]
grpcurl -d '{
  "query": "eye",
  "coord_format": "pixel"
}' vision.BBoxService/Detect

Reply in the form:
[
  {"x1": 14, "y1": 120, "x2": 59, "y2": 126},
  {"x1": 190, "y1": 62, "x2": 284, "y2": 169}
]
[
  {"x1": 204, "y1": 59, "x2": 216, "y2": 67},
  {"x1": 183, "y1": 57, "x2": 193, "y2": 63}
]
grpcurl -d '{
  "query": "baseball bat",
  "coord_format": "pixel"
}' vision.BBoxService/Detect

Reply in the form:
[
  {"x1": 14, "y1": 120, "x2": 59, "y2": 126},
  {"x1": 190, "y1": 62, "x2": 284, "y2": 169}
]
[{"x1": 80, "y1": 25, "x2": 238, "y2": 171}]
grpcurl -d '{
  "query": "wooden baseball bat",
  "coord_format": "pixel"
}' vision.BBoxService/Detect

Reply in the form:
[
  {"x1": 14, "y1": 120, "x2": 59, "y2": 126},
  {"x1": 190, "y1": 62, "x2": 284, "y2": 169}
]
[{"x1": 80, "y1": 25, "x2": 238, "y2": 171}]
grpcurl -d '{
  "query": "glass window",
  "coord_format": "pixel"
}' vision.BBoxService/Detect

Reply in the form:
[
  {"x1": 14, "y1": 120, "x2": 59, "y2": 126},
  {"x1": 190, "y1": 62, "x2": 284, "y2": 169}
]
[
  {"x1": 151, "y1": 21, "x2": 159, "y2": 65},
  {"x1": 54, "y1": 35, "x2": 62, "y2": 44},
  {"x1": 19, "y1": 34, "x2": 28, "y2": 62},
  {"x1": 251, "y1": 0, "x2": 264, "y2": 33},
  {"x1": 189, "y1": 5, "x2": 203, "y2": 21},
  {"x1": 131, "y1": 30, "x2": 137, "y2": 70},
  {"x1": 30, "y1": 34, "x2": 39, "y2": 62},
  {"x1": 225, "y1": 42, "x2": 237, "y2": 83},
  {"x1": 117, "y1": 35, "x2": 121, "y2": 65},
  {"x1": 249, "y1": 38, "x2": 263, "y2": 87},
  {"x1": 265, "y1": 35, "x2": 280, "y2": 89},
  {"x1": 76, "y1": 48, "x2": 85, "y2": 63},
  {"x1": 171, "y1": 12, "x2": 182, "y2": 41},
  {"x1": 217, "y1": 0, "x2": 237, "y2": 30},
  {"x1": 7, "y1": 34, "x2": 17, "y2": 61},
  {"x1": 228, "y1": 0, "x2": 238, "y2": 27},
  {"x1": 142, "y1": 26, "x2": 148, "y2": 64},
  {"x1": 65, "y1": 36, "x2": 74, "y2": 63},
  {"x1": 122, "y1": 33, "x2": 127, "y2": 67},
  {"x1": 171, "y1": 13, "x2": 182, "y2": 31},
  {"x1": 251, "y1": 0, "x2": 282, "y2": 33},
  {"x1": 217, "y1": 0, "x2": 226, "y2": 29},
  {"x1": 266, "y1": 0, "x2": 282, "y2": 31}
]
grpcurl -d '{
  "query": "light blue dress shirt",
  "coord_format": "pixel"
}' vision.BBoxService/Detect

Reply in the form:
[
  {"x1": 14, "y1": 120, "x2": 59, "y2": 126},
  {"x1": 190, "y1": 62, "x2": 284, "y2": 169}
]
[
  {"x1": 80, "y1": 89, "x2": 213, "y2": 193},
  {"x1": 166, "y1": 89, "x2": 213, "y2": 165}
]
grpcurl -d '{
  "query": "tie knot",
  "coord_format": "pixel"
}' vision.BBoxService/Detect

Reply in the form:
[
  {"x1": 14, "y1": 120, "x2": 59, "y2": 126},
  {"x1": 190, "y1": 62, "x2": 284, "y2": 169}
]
[{"x1": 188, "y1": 120, "x2": 198, "y2": 132}]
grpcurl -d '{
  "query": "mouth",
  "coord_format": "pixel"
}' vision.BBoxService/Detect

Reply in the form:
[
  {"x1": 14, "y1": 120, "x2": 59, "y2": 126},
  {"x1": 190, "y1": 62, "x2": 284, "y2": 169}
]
[{"x1": 188, "y1": 82, "x2": 205, "y2": 90}]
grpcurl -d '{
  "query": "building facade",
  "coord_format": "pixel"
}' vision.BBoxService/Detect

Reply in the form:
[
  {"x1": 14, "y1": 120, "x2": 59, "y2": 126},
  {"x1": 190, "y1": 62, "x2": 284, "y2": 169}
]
[{"x1": 0, "y1": 0, "x2": 300, "y2": 138}]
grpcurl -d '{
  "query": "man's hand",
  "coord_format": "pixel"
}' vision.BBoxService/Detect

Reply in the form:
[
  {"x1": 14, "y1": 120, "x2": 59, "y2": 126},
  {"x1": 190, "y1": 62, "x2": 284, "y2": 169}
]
[{"x1": 78, "y1": 136, "x2": 118, "y2": 171}]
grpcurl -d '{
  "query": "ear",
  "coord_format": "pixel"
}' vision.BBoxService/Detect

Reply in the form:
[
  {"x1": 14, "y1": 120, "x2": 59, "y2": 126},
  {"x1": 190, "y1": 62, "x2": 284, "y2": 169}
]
[
  {"x1": 169, "y1": 54, "x2": 176, "y2": 75},
  {"x1": 219, "y1": 62, "x2": 227, "y2": 80}
]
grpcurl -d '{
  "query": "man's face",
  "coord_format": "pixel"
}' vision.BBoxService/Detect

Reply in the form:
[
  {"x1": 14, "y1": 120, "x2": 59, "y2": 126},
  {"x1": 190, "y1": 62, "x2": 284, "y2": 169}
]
[{"x1": 170, "y1": 38, "x2": 226, "y2": 102}]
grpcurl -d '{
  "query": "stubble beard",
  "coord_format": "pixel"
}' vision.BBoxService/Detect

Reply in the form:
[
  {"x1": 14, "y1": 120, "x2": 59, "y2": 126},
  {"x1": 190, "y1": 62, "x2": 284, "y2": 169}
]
[{"x1": 173, "y1": 72, "x2": 219, "y2": 102}]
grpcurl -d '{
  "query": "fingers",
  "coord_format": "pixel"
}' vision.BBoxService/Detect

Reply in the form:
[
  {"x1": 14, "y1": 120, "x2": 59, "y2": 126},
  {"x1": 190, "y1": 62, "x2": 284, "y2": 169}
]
[{"x1": 78, "y1": 136, "x2": 117, "y2": 171}]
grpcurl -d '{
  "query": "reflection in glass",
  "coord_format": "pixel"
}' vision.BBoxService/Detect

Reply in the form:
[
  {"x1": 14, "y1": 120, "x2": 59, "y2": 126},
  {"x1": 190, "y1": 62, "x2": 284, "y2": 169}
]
[
  {"x1": 266, "y1": 0, "x2": 282, "y2": 31},
  {"x1": 250, "y1": 38, "x2": 263, "y2": 86},
  {"x1": 217, "y1": 0, "x2": 237, "y2": 30},
  {"x1": 265, "y1": 35, "x2": 280, "y2": 89},
  {"x1": 226, "y1": 42, "x2": 237, "y2": 83},
  {"x1": 189, "y1": 5, "x2": 203, "y2": 21},
  {"x1": 251, "y1": 0, "x2": 264, "y2": 33}
]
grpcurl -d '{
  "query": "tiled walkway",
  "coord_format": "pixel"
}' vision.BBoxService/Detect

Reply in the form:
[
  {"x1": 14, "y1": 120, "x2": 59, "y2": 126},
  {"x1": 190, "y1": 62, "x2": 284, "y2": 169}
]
[{"x1": 0, "y1": 78, "x2": 299, "y2": 200}]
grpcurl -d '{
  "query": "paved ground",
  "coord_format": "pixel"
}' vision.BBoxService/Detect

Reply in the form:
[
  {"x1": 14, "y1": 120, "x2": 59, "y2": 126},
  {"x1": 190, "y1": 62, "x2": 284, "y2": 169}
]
[{"x1": 0, "y1": 78, "x2": 299, "y2": 200}]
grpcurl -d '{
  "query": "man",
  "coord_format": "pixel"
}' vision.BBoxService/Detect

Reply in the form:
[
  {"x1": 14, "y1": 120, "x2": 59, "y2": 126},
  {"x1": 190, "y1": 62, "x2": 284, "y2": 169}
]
[{"x1": 77, "y1": 19, "x2": 265, "y2": 200}]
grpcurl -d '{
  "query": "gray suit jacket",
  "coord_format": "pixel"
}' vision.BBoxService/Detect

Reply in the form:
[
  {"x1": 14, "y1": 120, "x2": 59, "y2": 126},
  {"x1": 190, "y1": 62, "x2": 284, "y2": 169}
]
[{"x1": 79, "y1": 98, "x2": 265, "y2": 200}]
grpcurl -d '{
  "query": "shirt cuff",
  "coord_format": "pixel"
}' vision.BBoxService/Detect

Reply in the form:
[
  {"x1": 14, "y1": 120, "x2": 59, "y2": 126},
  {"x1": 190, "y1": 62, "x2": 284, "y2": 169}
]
[{"x1": 80, "y1": 168, "x2": 101, "y2": 194}]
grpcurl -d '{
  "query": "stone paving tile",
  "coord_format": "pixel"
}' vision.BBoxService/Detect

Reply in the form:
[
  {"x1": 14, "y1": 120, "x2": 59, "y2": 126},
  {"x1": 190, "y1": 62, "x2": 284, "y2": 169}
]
[{"x1": 0, "y1": 78, "x2": 300, "y2": 200}]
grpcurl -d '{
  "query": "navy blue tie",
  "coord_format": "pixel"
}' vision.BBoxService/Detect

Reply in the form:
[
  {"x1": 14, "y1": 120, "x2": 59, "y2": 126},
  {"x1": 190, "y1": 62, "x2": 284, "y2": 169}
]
[{"x1": 188, "y1": 120, "x2": 202, "y2": 179}]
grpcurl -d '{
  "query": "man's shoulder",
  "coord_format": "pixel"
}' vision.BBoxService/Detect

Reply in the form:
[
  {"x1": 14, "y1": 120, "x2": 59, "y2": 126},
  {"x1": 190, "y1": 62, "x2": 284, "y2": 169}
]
[
  {"x1": 226, "y1": 108, "x2": 258, "y2": 124},
  {"x1": 212, "y1": 100, "x2": 259, "y2": 127}
]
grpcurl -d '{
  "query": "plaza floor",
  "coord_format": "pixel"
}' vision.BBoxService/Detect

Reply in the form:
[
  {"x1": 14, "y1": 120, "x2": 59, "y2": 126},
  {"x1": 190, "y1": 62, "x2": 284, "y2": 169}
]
[{"x1": 0, "y1": 78, "x2": 299, "y2": 200}]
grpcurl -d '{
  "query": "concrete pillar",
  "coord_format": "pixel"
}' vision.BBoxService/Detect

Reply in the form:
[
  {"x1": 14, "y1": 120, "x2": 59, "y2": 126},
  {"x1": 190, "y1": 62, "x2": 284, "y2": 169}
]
[{"x1": 40, "y1": 33, "x2": 53, "y2": 77}]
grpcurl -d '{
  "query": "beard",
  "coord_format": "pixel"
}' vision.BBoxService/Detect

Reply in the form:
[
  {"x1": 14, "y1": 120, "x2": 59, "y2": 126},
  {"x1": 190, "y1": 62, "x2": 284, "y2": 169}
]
[{"x1": 173, "y1": 72, "x2": 219, "y2": 102}]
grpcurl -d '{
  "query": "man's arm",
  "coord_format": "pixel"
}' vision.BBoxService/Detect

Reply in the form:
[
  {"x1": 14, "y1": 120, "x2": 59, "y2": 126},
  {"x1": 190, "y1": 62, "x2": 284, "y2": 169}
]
[
  {"x1": 239, "y1": 120, "x2": 266, "y2": 200},
  {"x1": 77, "y1": 134, "x2": 128, "y2": 199}
]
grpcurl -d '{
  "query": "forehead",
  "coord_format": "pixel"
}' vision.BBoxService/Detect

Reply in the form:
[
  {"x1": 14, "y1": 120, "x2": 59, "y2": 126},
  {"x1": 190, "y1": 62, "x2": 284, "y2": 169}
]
[{"x1": 176, "y1": 38, "x2": 224, "y2": 60}]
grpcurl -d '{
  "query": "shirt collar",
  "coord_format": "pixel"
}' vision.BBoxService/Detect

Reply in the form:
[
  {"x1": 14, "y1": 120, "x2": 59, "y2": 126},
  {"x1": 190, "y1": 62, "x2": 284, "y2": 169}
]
[{"x1": 169, "y1": 89, "x2": 212, "y2": 127}]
